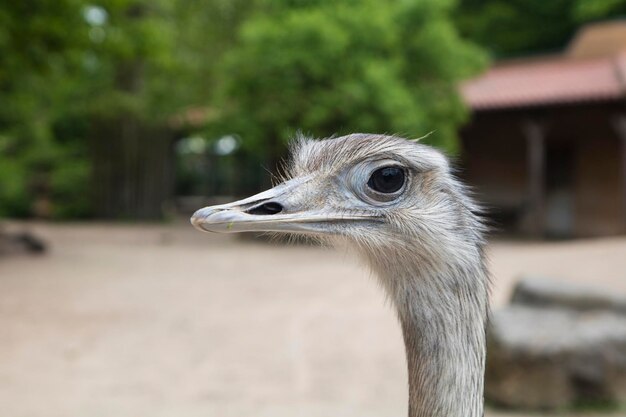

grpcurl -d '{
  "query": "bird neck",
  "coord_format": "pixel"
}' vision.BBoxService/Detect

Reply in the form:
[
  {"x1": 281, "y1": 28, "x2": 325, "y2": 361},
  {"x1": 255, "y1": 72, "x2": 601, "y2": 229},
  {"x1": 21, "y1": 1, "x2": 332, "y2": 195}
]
[{"x1": 377, "y1": 257, "x2": 488, "y2": 417}]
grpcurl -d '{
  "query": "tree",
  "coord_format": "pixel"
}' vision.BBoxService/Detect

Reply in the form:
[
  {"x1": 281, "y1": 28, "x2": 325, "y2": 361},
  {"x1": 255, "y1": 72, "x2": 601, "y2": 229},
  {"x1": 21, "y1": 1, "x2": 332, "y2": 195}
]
[
  {"x1": 0, "y1": 0, "x2": 253, "y2": 219},
  {"x1": 456, "y1": 0, "x2": 626, "y2": 58},
  {"x1": 84, "y1": 0, "x2": 258, "y2": 218},
  {"x1": 0, "y1": 0, "x2": 90, "y2": 218},
  {"x1": 212, "y1": 0, "x2": 487, "y2": 175}
]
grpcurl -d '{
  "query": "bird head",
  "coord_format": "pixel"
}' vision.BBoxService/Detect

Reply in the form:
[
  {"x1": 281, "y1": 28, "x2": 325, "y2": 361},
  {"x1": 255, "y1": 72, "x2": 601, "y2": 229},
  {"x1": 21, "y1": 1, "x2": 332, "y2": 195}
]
[
  {"x1": 191, "y1": 134, "x2": 489, "y2": 415},
  {"x1": 191, "y1": 134, "x2": 481, "y2": 257}
]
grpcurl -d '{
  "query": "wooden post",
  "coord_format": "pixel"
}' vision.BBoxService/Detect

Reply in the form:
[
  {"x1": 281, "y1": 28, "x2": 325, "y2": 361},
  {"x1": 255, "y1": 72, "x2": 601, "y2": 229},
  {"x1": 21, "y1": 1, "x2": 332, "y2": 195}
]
[
  {"x1": 612, "y1": 116, "x2": 626, "y2": 232},
  {"x1": 523, "y1": 120, "x2": 545, "y2": 237}
]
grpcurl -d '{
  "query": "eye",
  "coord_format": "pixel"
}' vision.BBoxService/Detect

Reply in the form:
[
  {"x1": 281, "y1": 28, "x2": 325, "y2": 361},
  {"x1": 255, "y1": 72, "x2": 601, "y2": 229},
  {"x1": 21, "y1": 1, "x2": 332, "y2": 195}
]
[{"x1": 367, "y1": 166, "x2": 405, "y2": 194}]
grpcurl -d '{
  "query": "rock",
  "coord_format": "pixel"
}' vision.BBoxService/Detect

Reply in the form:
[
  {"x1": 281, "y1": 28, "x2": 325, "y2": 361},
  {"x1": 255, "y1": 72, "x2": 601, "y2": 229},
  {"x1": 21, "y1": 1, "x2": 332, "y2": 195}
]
[
  {"x1": 486, "y1": 305, "x2": 626, "y2": 409},
  {"x1": 13, "y1": 232, "x2": 47, "y2": 253},
  {"x1": 511, "y1": 276, "x2": 626, "y2": 315},
  {"x1": 0, "y1": 231, "x2": 47, "y2": 255}
]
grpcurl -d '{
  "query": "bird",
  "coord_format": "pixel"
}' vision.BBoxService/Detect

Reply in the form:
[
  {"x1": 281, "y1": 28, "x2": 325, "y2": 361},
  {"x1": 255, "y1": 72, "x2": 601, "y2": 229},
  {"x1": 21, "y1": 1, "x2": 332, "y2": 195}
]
[{"x1": 191, "y1": 133, "x2": 489, "y2": 417}]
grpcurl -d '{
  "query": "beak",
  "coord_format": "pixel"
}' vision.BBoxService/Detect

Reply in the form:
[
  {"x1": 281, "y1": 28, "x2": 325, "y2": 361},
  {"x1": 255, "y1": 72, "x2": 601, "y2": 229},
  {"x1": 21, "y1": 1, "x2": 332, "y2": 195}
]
[{"x1": 190, "y1": 177, "x2": 380, "y2": 234}]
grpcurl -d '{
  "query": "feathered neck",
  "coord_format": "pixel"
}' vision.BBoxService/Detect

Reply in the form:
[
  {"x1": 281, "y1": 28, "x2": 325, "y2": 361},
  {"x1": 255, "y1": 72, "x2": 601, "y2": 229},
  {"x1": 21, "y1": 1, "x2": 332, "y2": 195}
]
[
  {"x1": 398, "y1": 265, "x2": 487, "y2": 417},
  {"x1": 359, "y1": 237, "x2": 488, "y2": 417}
]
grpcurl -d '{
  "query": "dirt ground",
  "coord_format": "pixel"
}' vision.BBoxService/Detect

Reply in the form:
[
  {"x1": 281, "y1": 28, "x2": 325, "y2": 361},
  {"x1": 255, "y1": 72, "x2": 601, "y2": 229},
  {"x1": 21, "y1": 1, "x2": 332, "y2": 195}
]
[{"x1": 0, "y1": 221, "x2": 625, "y2": 417}]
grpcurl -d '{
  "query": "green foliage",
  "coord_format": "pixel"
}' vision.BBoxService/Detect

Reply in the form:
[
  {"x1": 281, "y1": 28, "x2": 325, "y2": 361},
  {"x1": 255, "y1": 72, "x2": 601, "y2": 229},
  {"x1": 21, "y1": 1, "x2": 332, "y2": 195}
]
[
  {"x1": 0, "y1": 155, "x2": 30, "y2": 217},
  {"x1": 574, "y1": 0, "x2": 626, "y2": 21},
  {"x1": 456, "y1": 0, "x2": 626, "y2": 58},
  {"x1": 0, "y1": 0, "x2": 89, "y2": 218},
  {"x1": 49, "y1": 157, "x2": 91, "y2": 218},
  {"x1": 0, "y1": 0, "x2": 251, "y2": 218},
  {"x1": 0, "y1": 0, "x2": 487, "y2": 218},
  {"x1": 213, "y1": 0, "x2": 487, "y2": 158}
]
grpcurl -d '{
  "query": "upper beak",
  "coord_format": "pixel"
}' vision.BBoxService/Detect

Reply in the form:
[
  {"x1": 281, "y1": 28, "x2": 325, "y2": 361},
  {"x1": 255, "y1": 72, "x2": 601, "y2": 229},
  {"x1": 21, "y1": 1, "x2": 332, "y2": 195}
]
[{"x1": 190, "y1": 177, "x2": 380, "y2": 234}]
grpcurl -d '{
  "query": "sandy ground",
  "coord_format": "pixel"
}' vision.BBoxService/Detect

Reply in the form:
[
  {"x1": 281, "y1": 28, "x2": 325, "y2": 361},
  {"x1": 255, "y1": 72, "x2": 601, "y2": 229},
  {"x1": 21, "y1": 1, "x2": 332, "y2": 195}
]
[{"x1": 0, "y1": 221, "x2": 625, "y2": 417}]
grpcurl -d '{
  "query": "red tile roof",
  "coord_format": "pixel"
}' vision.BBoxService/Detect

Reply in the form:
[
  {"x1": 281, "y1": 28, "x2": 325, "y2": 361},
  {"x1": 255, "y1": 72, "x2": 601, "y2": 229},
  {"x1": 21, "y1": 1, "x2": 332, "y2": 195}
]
[{"x1": 461, "y1": 53, "x2": 626, "y2": 110}]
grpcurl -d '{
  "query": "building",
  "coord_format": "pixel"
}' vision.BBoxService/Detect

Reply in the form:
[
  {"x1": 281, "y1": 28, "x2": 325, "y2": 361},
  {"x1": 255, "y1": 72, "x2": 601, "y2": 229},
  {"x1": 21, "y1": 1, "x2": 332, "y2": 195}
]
[{"x1": 460, "y1": 21, "x2": 626, "y2": 238}]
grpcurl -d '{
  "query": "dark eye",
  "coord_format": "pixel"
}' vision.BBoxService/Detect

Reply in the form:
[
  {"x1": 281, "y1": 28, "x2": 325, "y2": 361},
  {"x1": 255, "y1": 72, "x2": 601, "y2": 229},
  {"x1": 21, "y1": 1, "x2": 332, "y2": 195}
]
[{"x1": 367, "y1": 166, "x2": 405, "y2": 194}]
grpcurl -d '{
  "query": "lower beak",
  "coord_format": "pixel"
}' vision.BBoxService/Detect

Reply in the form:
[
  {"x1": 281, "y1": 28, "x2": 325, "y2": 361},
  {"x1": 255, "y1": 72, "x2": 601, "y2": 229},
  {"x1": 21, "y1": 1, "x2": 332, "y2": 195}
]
[{"x1": 190, "y1": 179, "x2": 379, "y2": 234}]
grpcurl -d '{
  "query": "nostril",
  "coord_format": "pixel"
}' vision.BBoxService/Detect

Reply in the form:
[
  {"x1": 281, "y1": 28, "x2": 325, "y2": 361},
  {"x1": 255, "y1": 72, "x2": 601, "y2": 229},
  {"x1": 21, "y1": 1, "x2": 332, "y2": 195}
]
[{"x1": 246, "y1": 202, "x2": 283, "y2": 215}]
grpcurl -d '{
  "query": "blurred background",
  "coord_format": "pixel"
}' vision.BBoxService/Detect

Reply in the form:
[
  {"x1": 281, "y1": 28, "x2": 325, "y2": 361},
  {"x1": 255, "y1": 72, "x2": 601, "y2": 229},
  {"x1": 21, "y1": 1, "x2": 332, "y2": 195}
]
[{"x1": 1, "y1": 0, "x2": 626, "y2": 416}]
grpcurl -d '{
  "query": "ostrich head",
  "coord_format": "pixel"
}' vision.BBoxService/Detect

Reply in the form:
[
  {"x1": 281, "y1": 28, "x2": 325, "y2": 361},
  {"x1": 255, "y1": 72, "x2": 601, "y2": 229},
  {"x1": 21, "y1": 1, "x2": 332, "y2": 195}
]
[{"x1": 191, "y1": 133, "x2": 488, "y2": 417}]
